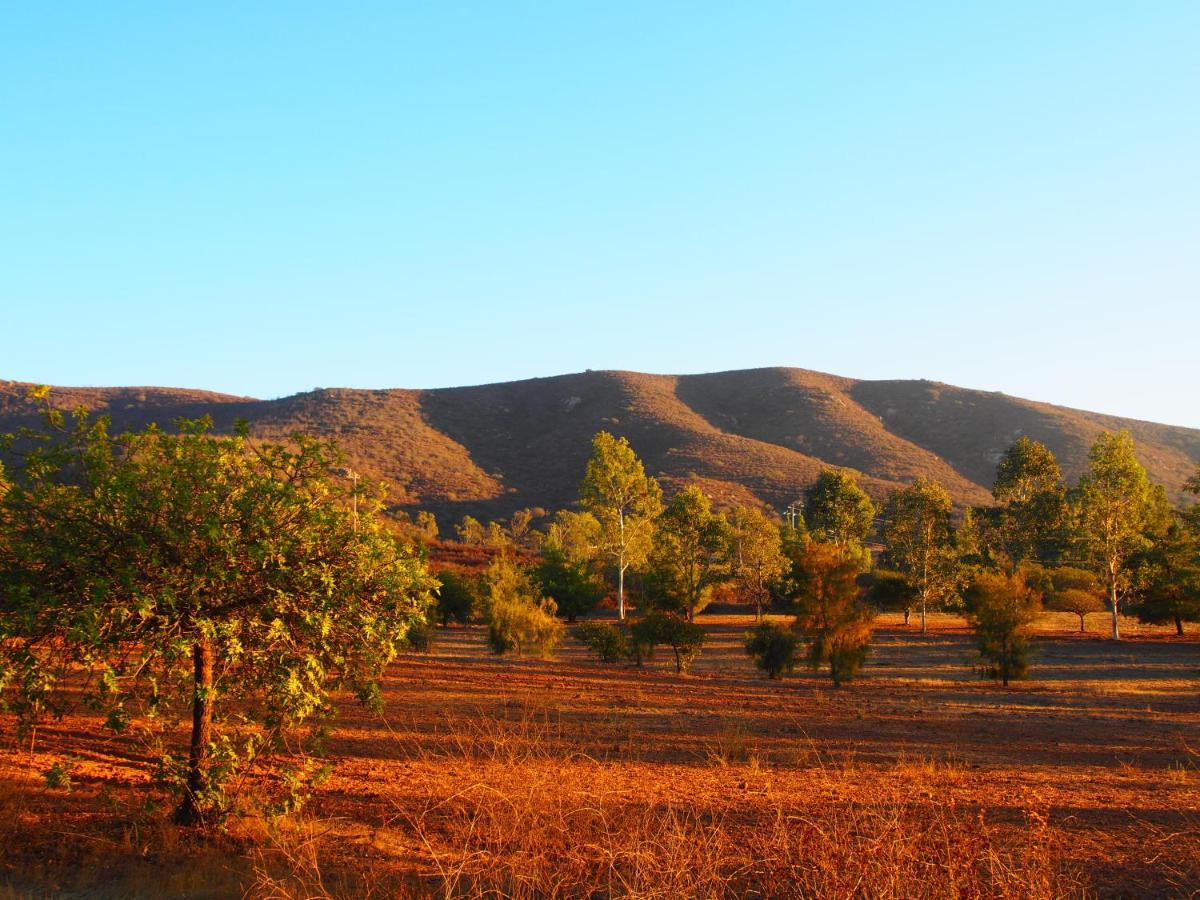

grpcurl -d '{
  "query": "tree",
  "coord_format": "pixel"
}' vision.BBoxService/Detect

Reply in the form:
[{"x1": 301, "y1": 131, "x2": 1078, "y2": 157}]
[
  {"x1": 860, "y1": 568, "x2": 918, "y2": 625},
  {"x1": 743, "y1": 622, "x2": 798, "y2": 679},
  {"x1": 481, "y1": 555, "x2": 564, "y2": 658},
  {"x1": 1041, "y1": 567, "x2": 1106, "y2": 633},
  {"x1": 987, "y1": 438, "x2": 1068, "y2": 567},
  {"x1": 571, "y1": 622, "x2": 628, "y2": 663},
  {"x1": 0, "y1": 413, "x2": 433, "y2": 825},
  {"x1": 729, "y1": 505, "x2": 788, "y2": 621},
  {"x1": 1130, "y1": 520, "x2": 1200, "y2": 636},
  {"x1": 1075, "y1": 431, "x2": 1158, "y2": 640},
  {"x1": 433, "y1": 569, "x2": 478, "y2": 626},
  {"x1": 649, "y1": 485, "x2": 731, "y2": 621},
  {"x1": 630, "y1": 610, "x2": 706, "y2": 674},
  {"x1": 455, "y1": 516, "x2": 487, "y2": 546},
  {"x1": 535, "y1": 547, "x2": 604, "y2": 622},
  {"x1": 543, "y1": 509, "x2": 603, "y2": 567},
  {"x1": 804, "y1": 469, "x2": 875, "y2": 553},
  {"x1": 792, "y1": 542, "x2": 875, "y2": 686},
  {"x1": 579, "y1": 432, "x2": 663, "y2": 620},
  {"x1": 964, "y1": 571, "x2": 1040, "y2": 686},
  {"x1": 880, "y1": 478, "x2": 963, "y2": 633}
]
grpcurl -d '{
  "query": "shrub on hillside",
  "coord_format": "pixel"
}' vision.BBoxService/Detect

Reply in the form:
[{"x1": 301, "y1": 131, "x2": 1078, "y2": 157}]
[
  {"x1": 743, "y1": 622, "x2": 798, "y2": 679},
  {"x1": 571, "y1": 622, "x2": 628, "y2": 663}
]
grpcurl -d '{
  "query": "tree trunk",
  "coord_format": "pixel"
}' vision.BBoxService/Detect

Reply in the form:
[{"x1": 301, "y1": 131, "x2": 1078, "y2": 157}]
[
  {"x1": 617, "y1": 560, "x2": 626, "y2": 622},
  {"x1": 175, "y1": 637, "x2": 214, "y2": 826},
  {"x1": 1109, "y1": 578, "x2": 1120, "y2": 641},
  {"x1": 1078, "y1": 614, "x2": 1086, "y2": 633},
  {"x1": 903, "y1": 607, "x2": 910, "y2": 626},
  {"x1": 1176, "y1": 615, "x2": 1184, "y2": 637},
  {"x1": 920, "y1": 597, "x2": 927, "y2": 634}
]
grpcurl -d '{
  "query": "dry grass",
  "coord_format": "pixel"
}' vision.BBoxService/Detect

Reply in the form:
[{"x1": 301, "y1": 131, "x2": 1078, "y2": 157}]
[{"x1": 2, "y1": 613, "x2": 1199, "y2": 897}]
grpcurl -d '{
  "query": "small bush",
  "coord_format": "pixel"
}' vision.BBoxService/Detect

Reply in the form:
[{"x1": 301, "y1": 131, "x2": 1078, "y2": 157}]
[
  {"x1": 630, "y1": 611, "x2": 706, "y2": 674},
  {"x1": 744, "y1": 622, "x2": 797, "y2": 679},
  {"x1": 404, "y1": 622, "x2": 436, "y2": 653},
  {"x1": 964, "y1": 571, "x2": 1040, "y2": 686},
  {"x1": 434, "y1": 569, "x2": 478, "y2": 626},
  {"x1": 571, "y1": 622, "x2": 628, "y2": 663}
]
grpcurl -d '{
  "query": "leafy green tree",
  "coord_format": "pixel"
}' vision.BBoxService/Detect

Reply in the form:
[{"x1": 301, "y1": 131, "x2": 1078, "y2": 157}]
[
  {"x1": 455, "y1": 516, "x2": 486, "y2": 545},
  {"x1": 1130, "y1": 520, "x2": 1200, "y2": 636},
  {"x1": 880, "y1": 478, "x2": 963, "y2": 633},
  {"x1": 571, "y1": 622, "x2": 629, "y2": 663},
  {"x1": 433, "y1": 569, "x2": 478, "y2": 626},
  {"x1": 649, "y1": 485, "x2": 731, "y2": 621},
  {"x1": 985, "y1": 438, "x2": 1068, "y2": 567},
  {"x1": 743, "y1": 622, "x2": 798, "y2": 679},
  {"x1": 543, "y1": 509, "x2": 603, "y2": 566},
  {"x1": 579, "y1": 432, "x2": 663, "y2": 620},
  {"x1": 482, "y1": 555, "x2": 564, "y2": 657},
  {"x1": 860, "y1": 568, "x2": 918, "y2": 625},
  {"x1": 1040, "y1": 566, "x2": 1106, "y2": 633},
  {"x1": 535, "y1": 546, "x2": 604, "y2": 622},
  {"x1": 630, "y1": 610, "x2": 706, "y2": 674},
  {"x1": 0, "y1": 412, "x2": 433, "y2": 825},
  {"x1": 964, "y1": 571, "x2": 1041, "y2": 686},
  {"x1": 729, "y1": 505, "x2": 788, "y2": 621},
  {"x1": 804, "y1": 469, "x2": 875, "y2": 553},
  {"x1": 1075, "y1": 431, "x2": 1158, "y2": 640},
  {"x1": 792, "y1": 542, "x2": 875, "y2": 686}
]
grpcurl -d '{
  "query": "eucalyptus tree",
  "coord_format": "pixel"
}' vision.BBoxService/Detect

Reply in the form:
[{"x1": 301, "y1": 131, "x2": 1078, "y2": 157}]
[
  {"x1": 729, "y1": 505, "x2": 788, "y2": 621},
  {"x1": 649, "y1": 485, "x2": 731, "y2": 622},
  {"x1": 880, "y1": 478, "x2": 963, "y2": 633},
  {"x1": 1075, "y1": 431, "x2": 1159, "y2": 640},
  {"x1": 804, "y1": 468, "x2": 875, "y2": 555},
  {"x1": 579, "y1": 432, "x2": 662, "y2": 620}
]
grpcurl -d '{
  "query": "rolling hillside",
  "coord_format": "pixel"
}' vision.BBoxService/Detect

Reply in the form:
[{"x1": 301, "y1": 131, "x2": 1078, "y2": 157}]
[{"x1": 2, "y1": 368, "x2": 1198, "y2": 529}]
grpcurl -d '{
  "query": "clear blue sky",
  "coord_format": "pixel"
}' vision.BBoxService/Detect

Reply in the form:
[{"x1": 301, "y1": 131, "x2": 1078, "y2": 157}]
[{"x1": 3, "y1": 3, "x2": 1198, "y2": 426}]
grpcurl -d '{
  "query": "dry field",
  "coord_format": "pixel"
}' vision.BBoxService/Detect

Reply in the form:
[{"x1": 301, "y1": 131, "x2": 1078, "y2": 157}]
[{"x1": 2, "y1": 612, "x2": 1198, "y2": 898}]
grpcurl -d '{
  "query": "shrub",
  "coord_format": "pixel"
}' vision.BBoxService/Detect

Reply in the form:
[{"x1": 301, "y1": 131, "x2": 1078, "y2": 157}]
[
  {"x1": 964, "y1": 571, "x2": 1040, "y2": 686},
  {"x1": 793, "y1": 542, "x2": 875, "y2": 686},
  {"x1": 536, "y1": 548, "x2": 604, "y2": 622},
  {"x1": 484, "y1": 556, "x2": 565, "y2": 658},
  {"x1": 630, "y1": 611, "x2": 706, "y2": 674},
  {"x1": 743, "y1": 622, "x2": 797, "y2": 679},
  {"x1": 404, "y1": 622, "x2": 436, "y2": 653},
  {"x1": 571, "y1": 622, "x2": 629, "y2": 663},
  {"x1": 434, "y1": 569, "x2": 478, "y2": 626}
]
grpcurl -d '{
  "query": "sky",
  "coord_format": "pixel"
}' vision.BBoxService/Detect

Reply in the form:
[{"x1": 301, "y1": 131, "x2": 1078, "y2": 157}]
[{"x1": 2, "y1": 3, "x2": 1198, "y2": 426}]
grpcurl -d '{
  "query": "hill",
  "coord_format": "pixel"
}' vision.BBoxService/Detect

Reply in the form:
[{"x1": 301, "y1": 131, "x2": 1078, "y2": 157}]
[{"x1": 2, "y1": 368, "x2": 1198, "y2": 528}]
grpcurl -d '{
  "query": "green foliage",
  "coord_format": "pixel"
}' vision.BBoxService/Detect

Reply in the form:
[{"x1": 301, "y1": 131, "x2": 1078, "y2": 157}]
[
  {"x1": 579, "y1": 431, "x2": 663, "y2": 619},
  {"x1": 434, "y1": 569, "x2": 478, "y2": 626},
  {"x1": 630, "y1": 610, "x2": 706, "y2": 674},
  {"x1": 1075, "y1": 430, "x2": 1157, "y2": 639},
  {"x1": 979, "y1": 438, "x2": 1069, "y2": 568},
  {"x1": 571, "y1": 621, "x2": 629, "y2": 663},
  {"x1": 0, "y1": 411, "x2": 434, "y2": 825},
  {"x1": 1129, "y1": 520, "x2": 1200, "y2": 636},
  {"x1": 860, "y1": 568, "x2": 918, "y2": 624},
  {"x1": 650, "y1": 485, "x2": 731, "y2": 621},
  {"x1": 963, "y1": 571, "x2": 1041, "y2": 686},
  {"x1": 483, "y1": 556, "x2": 564, "y2": 658},
  {"x1": 729, "y1": 505, "x2": 788, "y2": 620},
  {"x1": 792, "y1": 542, "x2": 875, "y2": 686},
  {"x1": 804, "y1": 469, "x2": 875, "y2": 551},
  {"x1": 743, "y1": 622, "x2": 798, "y2": 679},
  {"x1": 404, "y1": 622, "x2": 437, "y2": 653},
  {"x1": 535, "y1": 547, "x2": 604, "y2": 621},
  {"x1": 1037, "y1": 565, "x2": 1105, "y2": 632},
  {"x1": 880, "y1": 478, "x2": 963, "y2": 631}
]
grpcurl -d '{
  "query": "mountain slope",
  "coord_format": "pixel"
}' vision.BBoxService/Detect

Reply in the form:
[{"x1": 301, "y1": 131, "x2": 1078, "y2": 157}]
[{"x1": 2, "y1": 369, "x2": 1197, "y2": 527}]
